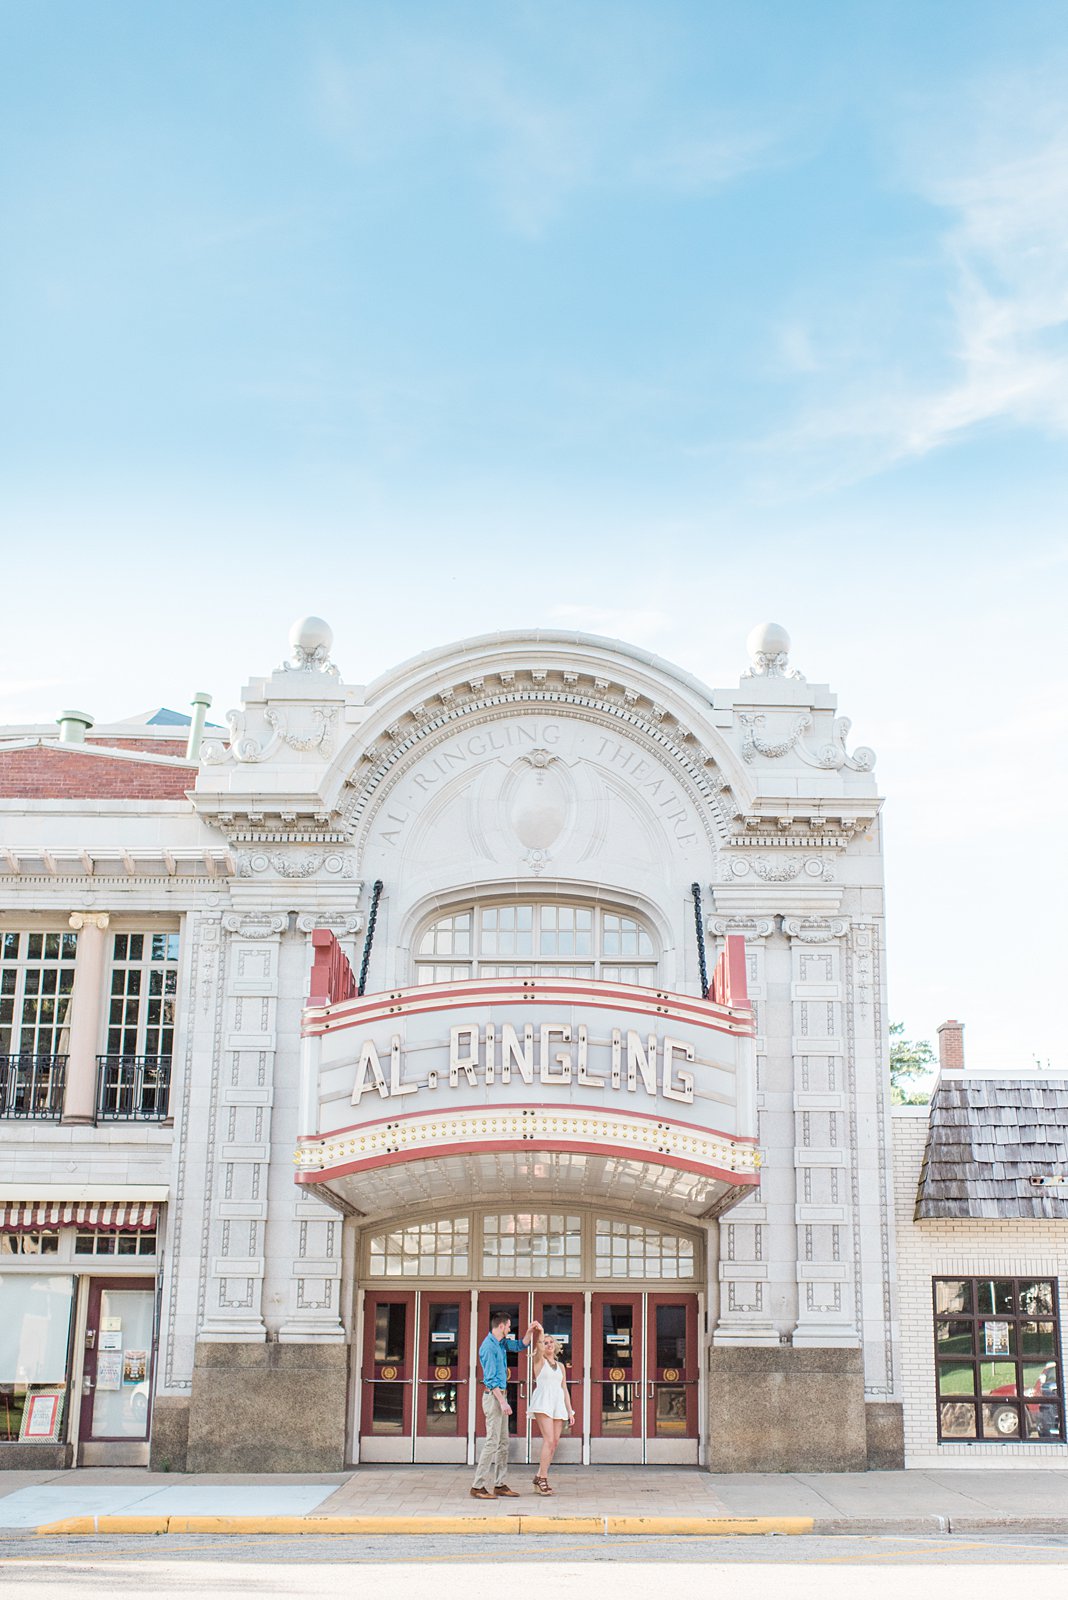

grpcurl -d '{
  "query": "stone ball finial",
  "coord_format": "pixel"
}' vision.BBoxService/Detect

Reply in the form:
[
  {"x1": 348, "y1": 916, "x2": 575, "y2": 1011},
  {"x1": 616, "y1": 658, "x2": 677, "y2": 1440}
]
[
  {"x1": 746, "y1": 622, "x2": 790, "y2": 664},
  {"x1": 290, "y1": 616, "x2": 334, "y2": 658}
]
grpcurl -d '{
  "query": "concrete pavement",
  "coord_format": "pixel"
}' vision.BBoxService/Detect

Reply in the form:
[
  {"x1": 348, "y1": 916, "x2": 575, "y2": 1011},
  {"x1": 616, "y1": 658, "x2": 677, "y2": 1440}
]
[{"x1": 0, "y1": 1465, "x2": 1064, "y2": 1536}]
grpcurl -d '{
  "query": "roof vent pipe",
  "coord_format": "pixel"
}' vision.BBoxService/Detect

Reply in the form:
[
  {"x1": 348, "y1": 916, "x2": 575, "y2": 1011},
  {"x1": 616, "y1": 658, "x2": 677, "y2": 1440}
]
[
  {"x1": 57, "y1": 710, "x2": 94, "y2": 744},
  {"x1": 937, "y1": 1018, "x2": 965, "y2": 1075},
  {"x1": 186, "y1": 691, "x2": 212, "y2": 762}
]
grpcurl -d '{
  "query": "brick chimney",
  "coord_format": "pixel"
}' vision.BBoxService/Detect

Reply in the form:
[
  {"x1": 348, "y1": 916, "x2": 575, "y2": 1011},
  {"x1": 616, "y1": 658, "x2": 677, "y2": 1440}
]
[{"x1": 937, "y1": 1019, "x2": 965, "y2": 1074}]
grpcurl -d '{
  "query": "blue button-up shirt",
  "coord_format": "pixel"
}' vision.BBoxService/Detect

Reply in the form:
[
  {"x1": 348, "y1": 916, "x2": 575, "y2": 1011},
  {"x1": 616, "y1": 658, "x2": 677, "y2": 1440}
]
[{"x1": 478, "y1": 1330, "x2": 525, "y2": 1390}]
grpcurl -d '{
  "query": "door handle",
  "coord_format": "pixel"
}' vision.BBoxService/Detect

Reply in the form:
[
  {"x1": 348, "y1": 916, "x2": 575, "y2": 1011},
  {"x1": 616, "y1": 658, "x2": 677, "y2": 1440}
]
[{"x1": 82, "y1": 1375, "x2": 93, "y2": 1395}]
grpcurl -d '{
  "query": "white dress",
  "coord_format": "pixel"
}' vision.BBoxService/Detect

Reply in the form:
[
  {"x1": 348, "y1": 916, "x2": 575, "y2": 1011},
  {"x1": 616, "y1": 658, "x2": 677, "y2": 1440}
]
[{"x1": 529, "y1": 1357, "x2": 570, "y2": 1420}]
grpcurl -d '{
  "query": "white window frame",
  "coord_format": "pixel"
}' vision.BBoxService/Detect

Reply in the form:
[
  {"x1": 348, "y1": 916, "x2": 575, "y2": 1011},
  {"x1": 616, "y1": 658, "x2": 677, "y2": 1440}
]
[{"x1": 413, "y1": 900, "x2": 658, "y2": 987}]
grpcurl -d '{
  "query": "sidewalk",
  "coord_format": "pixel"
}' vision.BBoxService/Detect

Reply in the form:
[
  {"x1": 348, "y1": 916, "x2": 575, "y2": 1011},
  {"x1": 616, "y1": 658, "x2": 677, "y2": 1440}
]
[{"x1": 0, "y1": 1465, "x2": 1065, "y2": 1536}]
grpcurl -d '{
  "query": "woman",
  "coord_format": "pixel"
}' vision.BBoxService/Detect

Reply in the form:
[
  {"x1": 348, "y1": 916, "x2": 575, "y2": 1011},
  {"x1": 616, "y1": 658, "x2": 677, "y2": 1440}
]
[{"x1": 524, "y1": 1321, "x2": 575, "y2": 1495}]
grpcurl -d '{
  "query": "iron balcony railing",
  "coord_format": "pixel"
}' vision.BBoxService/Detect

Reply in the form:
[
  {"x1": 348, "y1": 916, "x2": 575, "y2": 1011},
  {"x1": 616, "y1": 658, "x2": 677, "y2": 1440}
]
[
  {"x1": 95, "y1": 1054, "x2": 172, "y2": 1122},
  {"x1": 0, "y1": 1054, "x2": 67, "y2": 1119}
]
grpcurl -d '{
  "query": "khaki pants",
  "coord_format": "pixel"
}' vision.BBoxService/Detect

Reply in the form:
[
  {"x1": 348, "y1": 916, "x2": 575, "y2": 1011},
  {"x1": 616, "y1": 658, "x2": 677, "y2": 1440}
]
[{"x1": 472, "y1": 1389, "x2": 510, "y2": 1489}]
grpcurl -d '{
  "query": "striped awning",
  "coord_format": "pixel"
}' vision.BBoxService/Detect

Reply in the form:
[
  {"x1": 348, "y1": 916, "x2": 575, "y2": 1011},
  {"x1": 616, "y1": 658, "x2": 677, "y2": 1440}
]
[{"x1": 0, "y1": 1201, "x2": 159, "y2": 1232}]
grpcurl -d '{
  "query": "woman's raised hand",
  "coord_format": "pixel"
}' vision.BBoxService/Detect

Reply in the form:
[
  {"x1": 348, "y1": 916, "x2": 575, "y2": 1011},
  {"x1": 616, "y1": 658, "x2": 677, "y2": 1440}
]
[{"x1": 523, "y1": 1321, "x2": 543, "y2": 1346}]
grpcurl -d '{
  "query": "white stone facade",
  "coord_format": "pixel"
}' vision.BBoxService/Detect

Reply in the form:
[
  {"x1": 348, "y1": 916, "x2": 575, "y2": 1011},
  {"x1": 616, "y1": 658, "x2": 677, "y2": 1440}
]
[{"x1": 0, "y1": 616, "x2": 1058, "y2": 1469}]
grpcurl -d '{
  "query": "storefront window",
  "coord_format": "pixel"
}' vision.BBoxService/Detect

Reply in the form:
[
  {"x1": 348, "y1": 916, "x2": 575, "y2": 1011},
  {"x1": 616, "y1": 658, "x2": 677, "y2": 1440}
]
[
  {"x1": 0, "y1": 1273, "x2": 75, "y2": 1441},
  {"x1": 933, "y1": 1276, "x2": 1064, "y2": 1443}
]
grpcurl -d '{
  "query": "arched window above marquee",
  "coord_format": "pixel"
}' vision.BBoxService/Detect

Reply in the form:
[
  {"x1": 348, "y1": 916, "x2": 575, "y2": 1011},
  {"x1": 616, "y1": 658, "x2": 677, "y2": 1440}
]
[{"x1": 413, "y1": 901, "x2": 658, "y2": 987}]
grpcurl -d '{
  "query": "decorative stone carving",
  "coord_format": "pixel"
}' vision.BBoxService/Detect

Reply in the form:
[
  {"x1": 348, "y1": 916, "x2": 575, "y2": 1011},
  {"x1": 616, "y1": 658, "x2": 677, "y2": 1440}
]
[
  {"x1": 739, "y1": 712, "x2": 812, "y2": 763},
  {"x1": 741, "y1": 622, "x2": 805, "y2": 681},
  {"x1": 294, "y1": 913, "x2": 363, "y2": 937},
  {"x1": 724, "y1": 855, "x2": 835, "y2": 883},
  {"x1": 782, "y1": 916, "x2": 849, "y2": 942},
  {"x1": 236, "y1": 849, "x2": 354, "y2": 880},
  {"x1": 68, "y1": 910, "x2": 111, "y2": 931},
  {"x1": 222, "y1": 913, "x2": 288, "y2": 940},
  {"x1": 710, "y1": 916, "x2": 775, "y2": 939}
]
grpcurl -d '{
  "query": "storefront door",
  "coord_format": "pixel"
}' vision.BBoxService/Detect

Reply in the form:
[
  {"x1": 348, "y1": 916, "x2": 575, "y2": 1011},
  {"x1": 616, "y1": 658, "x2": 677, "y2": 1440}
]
[
  {"x1": 360, "y1": 1291, "x2": 415, "y2": 1461},
  {"x1": 532, "y1": 1292, "x2": 584, "y2": 1465},
  {"x1": 645, "y1": 1294, "x2": 699, "y2": 1464},
  {"x1": 79, "y1": 1278, "x2": 156, "y2": 1464},
  {"x1": 590, "y1": 1292, "x2": 643, "y2": 1462},
  {"x1": 414, "y1": 1292, "x2": 470, "y2": 1463}
]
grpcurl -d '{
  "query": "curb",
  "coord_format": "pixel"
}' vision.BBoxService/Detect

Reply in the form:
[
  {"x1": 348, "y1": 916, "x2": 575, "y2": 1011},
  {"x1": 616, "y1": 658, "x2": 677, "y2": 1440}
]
[
  {"x1": 23, "y1": 1511, "x2": 1068, "y2": 1538},
  {"x1": 32, "y1": 1513, "x2": 815, "y2": 1537}
]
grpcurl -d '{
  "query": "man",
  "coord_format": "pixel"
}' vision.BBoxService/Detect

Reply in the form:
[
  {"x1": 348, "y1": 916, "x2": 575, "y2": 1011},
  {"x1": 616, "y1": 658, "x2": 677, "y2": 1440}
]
[{"x1": 470, "y1": 1311, "x2": 539, "y2": 1499}]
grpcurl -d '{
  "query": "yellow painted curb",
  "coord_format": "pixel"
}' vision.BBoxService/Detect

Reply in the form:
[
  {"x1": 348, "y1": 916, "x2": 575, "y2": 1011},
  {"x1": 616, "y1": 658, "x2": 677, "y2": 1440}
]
[
  {"x1": 519, "y1": 1516, "x2": 605, "y2": 1534},
  {"x1": 34, "y1": 1512, "x2": 814, "y2": 1538},
  {"x1": 605, "y1": 1516, "x2": 814, "y2": 1536}
]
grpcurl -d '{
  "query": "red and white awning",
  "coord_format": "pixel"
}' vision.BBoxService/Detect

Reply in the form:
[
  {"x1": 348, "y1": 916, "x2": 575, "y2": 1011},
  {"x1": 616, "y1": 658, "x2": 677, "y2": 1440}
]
[{"x1": 0, "y1": 1200, "x2": 159, "y2": 1232}]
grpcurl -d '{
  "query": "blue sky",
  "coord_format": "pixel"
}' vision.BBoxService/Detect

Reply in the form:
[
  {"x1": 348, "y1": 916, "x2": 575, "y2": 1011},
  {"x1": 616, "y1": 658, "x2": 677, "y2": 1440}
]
[{"x1": 2, "y1": 1, "x2": 1067, "y2": 1070}]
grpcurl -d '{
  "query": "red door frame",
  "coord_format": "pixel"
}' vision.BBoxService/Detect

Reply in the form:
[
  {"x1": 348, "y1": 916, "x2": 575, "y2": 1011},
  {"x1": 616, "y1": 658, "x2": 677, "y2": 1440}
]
[
  {"x1": 474, "y1": 1293, "x2": 529, "y2": 1441},
  {"x1": 361, "y1": 1290, "x2": 416, "y2": 1443},
  {"x1": 590, "y1": 1292, "x2": 642, "y2": 1439},
  {"x1": 533, "y1": 1292, "x2": 585, "y2": 1439},
  {"x1": 415, "y1": 1291, "x2": 471, "y2": 1440},
  {"x1": 79, "y1": 1276, "x2": 157, "y2": 1443},
  {"x1": 645, "y1": 1293, "x2": 699, "y2": 1441}
]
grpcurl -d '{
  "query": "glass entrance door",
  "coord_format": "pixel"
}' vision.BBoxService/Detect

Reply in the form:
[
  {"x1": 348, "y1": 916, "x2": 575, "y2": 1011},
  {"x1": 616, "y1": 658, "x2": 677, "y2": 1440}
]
[
  {"x1": 79, "y1": 1279, "x2": 156, "y2": 1458},
  {"x1": 414, "y1": 1293, "x2": 470, "y2": 1463},
  {"x1": 590, "y1": 1293, "x2": 642, "y2": 1462},
  {"x1": 474, "y1": 1293, "x2": 529, "y2": 1465},
  {"x1": 360, "y1": 1291, "x2": 415, "y2": 1461},
  {"x1": 646, "y1": 1294, "x2": 699, "y2": 1464},
  {"x1": 532, "y1": 1292, "x2": 584, "y2": 1464}
]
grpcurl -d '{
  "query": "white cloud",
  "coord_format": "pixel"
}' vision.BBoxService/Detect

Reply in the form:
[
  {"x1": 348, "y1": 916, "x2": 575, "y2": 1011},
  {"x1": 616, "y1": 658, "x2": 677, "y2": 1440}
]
[{"x1": 772, "y1": 76, "x2": 1068, "y2": 481}]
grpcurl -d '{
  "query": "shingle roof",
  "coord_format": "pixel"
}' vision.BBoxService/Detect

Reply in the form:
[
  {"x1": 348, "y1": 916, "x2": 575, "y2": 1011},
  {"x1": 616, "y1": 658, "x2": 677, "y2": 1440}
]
[{"x1": 916, "y1": 1076, "x2": 1068, "y2": 1220}]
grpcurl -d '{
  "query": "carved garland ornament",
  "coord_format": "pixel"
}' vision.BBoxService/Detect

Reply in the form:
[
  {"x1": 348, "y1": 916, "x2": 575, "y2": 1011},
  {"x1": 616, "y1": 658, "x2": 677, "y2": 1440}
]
[{"x1": 739, "y1": 713, "x2": 875, "y2": 772}]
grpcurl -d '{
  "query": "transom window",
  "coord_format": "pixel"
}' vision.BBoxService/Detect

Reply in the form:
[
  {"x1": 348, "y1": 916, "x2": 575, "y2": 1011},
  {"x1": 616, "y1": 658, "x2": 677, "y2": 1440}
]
[
  {"x1": 0, "y1": 932, "x2": 78, "y2": 1055},
  {"x1": 483, "y1": 1213, "x2": 582, "y2": 1278},
  {"x1": 934, "y1": 1276, "x2": 1063, "y2": 1444},
  {"x1": 594, "y1": 1218, "x2": 697, "y2": 1280},
  {"x1": 365, "y1": 1211, "x2": 700, "y2": 1282},
  {"x1": 107, "y1": 933, "x2": 179, "y2": 1059},
  {"x1": 368, "y1": 1217, "x2": 470, "y2": 1278},
  {"x1": 415, "y1": 903, "x2": 657, "y2": 987}
]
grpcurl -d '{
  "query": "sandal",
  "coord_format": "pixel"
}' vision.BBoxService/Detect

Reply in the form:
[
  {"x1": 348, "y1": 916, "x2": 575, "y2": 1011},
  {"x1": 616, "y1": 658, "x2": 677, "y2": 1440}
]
[{"x1": 533, "y1": 1475, "x2": 553, "y2": 1495}]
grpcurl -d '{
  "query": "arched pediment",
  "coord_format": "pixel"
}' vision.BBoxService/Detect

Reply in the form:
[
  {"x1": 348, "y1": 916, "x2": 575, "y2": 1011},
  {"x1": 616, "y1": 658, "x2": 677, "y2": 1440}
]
[{"x1": 321, "y1": 633, "x2": 755, "y2": 868}]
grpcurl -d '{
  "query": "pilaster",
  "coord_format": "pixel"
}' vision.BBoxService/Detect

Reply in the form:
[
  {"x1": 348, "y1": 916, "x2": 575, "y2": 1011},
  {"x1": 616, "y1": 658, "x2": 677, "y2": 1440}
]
[
  {"x1": 198, "y1": 910, "x2": 287, "y2": 1341},
  {"x1": 709, "y1": 915, "x2": 779, "y2": 1345},
  {"x1": 783, "y1": 915, "x2": 859, "y2": 1347}
]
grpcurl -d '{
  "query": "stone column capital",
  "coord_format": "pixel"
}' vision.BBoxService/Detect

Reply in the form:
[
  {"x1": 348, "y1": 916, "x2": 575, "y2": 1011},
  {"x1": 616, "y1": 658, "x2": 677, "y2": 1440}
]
[{"x1": 69, "y1": 911, "x2": 110, "y2": 931}]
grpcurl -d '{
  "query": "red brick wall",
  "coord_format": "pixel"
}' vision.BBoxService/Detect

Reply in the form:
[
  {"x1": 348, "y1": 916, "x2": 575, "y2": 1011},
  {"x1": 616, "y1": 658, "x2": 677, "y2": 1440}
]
[
  {"x1": 0, "y1": 747, "x2": 196, "y2": 799},
  {"x1": 86, "y1": 736, "x2": 189, "y2": 755}
]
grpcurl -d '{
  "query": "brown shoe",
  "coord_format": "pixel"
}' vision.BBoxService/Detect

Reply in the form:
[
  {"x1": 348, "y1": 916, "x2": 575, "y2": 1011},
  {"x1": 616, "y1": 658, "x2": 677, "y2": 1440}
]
[
  {"x1": 494, "y1": 1484, "x2": 520, "y2": 1497},
  {"x1": 470, "y1": 1486, "x2": 495, "y2": 1499}
]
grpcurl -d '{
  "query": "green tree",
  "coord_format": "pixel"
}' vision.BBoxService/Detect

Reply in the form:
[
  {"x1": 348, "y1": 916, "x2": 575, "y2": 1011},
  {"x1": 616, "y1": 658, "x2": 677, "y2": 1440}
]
[{"x1": 889, "y1": 1021, "x2": 935, "y2": 1105}]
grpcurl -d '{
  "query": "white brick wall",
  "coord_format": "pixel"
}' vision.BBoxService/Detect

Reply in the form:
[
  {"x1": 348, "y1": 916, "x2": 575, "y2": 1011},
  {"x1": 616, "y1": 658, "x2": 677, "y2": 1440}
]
[{"x1": 893, "y1": 1107, "x2": 1068, "y2": 1467}]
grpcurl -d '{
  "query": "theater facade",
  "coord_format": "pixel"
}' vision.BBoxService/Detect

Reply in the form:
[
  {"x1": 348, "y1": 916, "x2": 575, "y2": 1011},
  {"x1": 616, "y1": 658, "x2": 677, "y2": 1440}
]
[{"x1": 0, "y1": 620, "x2": 1063, "y2": 1471}]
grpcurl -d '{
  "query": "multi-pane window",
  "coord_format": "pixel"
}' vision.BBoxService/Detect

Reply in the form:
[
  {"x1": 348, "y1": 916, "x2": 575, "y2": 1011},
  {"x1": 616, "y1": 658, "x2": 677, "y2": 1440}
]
[
  {"x1": 106, "y1": 933, "x2": 179, "y2": 1059},
  {"x1": 415, "y1": 904, "x2": 657, "y2": 987},
  {"x1": 594, "y1": 1218, "x2": 697, "y2": 1280},
  {"x1": 934, "y1": 1277, "x2": 1063, "y2": 1443},
  {"x1": 368, "y1": 1216, "x2": 470, "y2": 1278},
  {"x1": 0, "y1": 932, "x2": 78, "y2": 1055},
  {"x1": 482, "y1": 1213, "x2": 583, "y2": 1278},
  {"x1": 74, "y1": 1229, "x2": 158, "y2": 1257}
]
